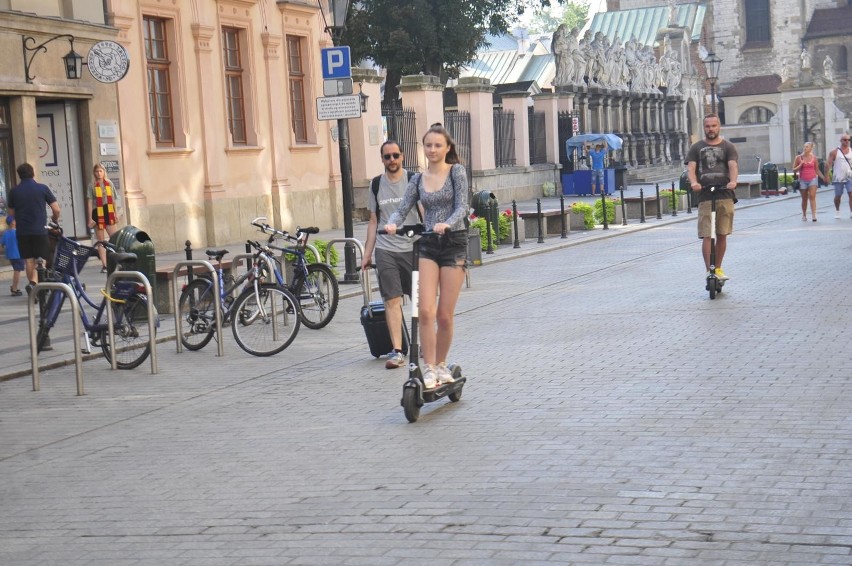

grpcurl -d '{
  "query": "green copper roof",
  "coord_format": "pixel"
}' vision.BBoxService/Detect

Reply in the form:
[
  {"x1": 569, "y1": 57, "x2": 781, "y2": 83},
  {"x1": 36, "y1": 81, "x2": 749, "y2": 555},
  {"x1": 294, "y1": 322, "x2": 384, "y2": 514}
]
[{"x1": 587, "y1": 2, "x2": 706, "y2": 47}]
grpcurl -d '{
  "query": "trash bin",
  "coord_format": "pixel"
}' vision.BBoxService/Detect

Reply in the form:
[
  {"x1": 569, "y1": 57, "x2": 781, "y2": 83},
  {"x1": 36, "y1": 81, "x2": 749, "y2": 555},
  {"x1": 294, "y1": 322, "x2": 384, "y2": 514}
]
[
  {"x1": 471, "y1": 190, "x2": 498, "y2": 241},
  {"x1": 109, "y1": 226, "x2": 156, "y2": 296},
  {"x1": 761, "y1": 162, "x2": 779, "y2": 192},
  {"x1": 613, "y1": 163, "x2": 627, "y2": 192}
]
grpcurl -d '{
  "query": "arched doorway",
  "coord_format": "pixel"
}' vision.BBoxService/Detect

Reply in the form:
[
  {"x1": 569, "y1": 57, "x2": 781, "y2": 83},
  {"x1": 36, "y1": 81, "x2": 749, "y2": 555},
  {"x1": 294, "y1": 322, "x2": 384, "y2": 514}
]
[{"x1": 790, "y1": 101, "x2": 824, "y2": 157}]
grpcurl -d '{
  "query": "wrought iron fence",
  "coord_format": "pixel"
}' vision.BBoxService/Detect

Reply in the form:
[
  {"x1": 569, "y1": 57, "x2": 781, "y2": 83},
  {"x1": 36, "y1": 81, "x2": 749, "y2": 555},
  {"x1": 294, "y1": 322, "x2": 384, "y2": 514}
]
[
  {"x1": 528, "y1": 108, "x2": 547, "y2": 165},
  {"x1": 381, "y1": 101, "x2": 418, "y2": 172},
  {"x1": 444, "y1": 110, "x2": 473, "y2": 185},
  {"x1": 493, "y1": 109, "x2": 516, "y2": 168},
  {"x1": 557, "y1": 110, "x2": 579, "y2": 172}
]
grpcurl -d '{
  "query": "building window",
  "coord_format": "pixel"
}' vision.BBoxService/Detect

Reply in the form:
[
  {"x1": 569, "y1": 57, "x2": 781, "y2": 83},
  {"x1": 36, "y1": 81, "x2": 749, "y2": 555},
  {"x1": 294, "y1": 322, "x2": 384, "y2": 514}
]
[
  {"x1": 739, "y1": 106, "x2": 774, "y2": 124},
  {"x1": 223, "y1": 27, "x2": 247, "y2": 145},
  {"x1": 744, "y1": 0, "x2": 771, "y2": 45},
  {"x1": 839, "y1": 46, "x2": 848, "y2": 73},
  {"x1": 0, "y1": 100, "x2": 14, "y2": 219},
  {"x1": 287, "y1": 35, "x2": 309, "y2": 143},
  {"x1": 143, "y1": 16, "x2": 175, "y2": 147}
]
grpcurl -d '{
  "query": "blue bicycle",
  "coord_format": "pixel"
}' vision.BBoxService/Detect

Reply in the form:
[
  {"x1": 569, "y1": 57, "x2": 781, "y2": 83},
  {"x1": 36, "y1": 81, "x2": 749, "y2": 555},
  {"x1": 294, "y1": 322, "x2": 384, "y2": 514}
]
[{"x1": 36, "y1": 225, "x2": 157, "y2": 369}]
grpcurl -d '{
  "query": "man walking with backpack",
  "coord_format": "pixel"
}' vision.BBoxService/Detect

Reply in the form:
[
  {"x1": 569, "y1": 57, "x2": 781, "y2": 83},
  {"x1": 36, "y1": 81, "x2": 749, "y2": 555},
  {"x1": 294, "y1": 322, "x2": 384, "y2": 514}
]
[{"x1": 361, "y1": 141, "x2": 421, "y2": 369}]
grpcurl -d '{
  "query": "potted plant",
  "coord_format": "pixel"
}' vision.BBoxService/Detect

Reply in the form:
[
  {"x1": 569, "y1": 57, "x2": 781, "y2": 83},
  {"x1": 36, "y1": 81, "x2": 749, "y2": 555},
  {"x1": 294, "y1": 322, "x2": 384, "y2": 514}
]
[
  {"x1": 570, "y1": 202, "x2": 595, "y2": 230},
  {"x1": 498, "y1": 208, "x2": 523, "y2": 244},
  {"x1": 593, "y1": 197, "x2": 622, "y2": 225}
]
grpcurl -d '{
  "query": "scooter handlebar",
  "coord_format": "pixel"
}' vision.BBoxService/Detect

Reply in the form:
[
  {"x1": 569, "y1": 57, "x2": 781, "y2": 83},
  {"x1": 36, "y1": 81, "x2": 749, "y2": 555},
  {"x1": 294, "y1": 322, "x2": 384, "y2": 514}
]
[{"x1": 379, "y1": 224, "x2": 448, "y2": 237}]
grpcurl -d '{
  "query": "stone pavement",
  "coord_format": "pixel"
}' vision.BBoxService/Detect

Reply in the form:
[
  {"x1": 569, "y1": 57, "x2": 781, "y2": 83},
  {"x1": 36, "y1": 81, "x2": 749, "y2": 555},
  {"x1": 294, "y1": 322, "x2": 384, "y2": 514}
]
[{"x1": 1, "y1": 188, "x2": 851, "y2": 565}]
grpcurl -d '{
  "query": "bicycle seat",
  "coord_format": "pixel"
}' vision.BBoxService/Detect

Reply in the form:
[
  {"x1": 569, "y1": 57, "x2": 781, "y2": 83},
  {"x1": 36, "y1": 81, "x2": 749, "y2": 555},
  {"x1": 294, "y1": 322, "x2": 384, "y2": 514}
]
[{"x1": 205, "y1": 249, "x2": 229, "y2": 262}]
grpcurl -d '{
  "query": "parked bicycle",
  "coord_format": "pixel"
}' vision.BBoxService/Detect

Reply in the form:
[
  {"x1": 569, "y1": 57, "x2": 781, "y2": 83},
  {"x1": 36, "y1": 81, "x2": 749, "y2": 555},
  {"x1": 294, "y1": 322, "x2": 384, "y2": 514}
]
[
  {"x1": 36, "y1": 224, "x2": 157, "y2": 369},
  {"x1": 177, "y1": 235, "x2": 301, "y2": 356},
  {"x1": 250, "y1": 217, "x2": 339, "y2": 329}
]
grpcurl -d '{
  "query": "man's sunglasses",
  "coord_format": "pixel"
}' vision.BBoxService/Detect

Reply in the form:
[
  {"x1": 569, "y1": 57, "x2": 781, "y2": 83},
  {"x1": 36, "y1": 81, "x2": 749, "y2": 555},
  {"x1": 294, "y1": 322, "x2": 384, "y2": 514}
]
[
  {"x1": 382, "y1": 153, "x2": 401, "y2": 160},
  {"x1": 842, "y1": 138, "x2": 851, "y2": 142}
]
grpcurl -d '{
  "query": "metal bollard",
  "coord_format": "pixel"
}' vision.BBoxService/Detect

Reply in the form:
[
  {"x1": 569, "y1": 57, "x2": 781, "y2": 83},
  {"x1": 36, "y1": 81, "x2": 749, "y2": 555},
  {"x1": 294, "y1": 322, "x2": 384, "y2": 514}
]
[
  {"x1": 655, "y1": 182, "x2": 662, "y2": 219},
  {"x1": 485, "y1": 201, "x2": 495, "y2": 254},
  {"x1": 536, "y1": 198, "x2": 544, "y2": 243},
  {"x1": 559, "y1": 194, "x2": 567, "y2": 238},
  {"x1": 671, "y1": 181, "x2": 678, "y2": 217},
  {"x1": 639, "y1": 188, "x2": 646, "y2": 223},
  {"x1": 185, "y1": 240, "x2": 194, "y2": 284},
  {"x1": 512, "y1": 200, "x2": 521, "y2": 248},
  {"x1": 601, "y1": 190, "x2": 608, "y2": 230},
  {"x1": 619, "y1": 186, "x2": 627, "y2": 226}
]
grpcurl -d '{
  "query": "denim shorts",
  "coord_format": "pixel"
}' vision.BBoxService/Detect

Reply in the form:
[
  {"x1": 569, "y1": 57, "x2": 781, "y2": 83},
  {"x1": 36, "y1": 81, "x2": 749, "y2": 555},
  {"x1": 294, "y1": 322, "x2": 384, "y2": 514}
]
[
  {"x1": 418, "y1": 230, "x2": 468, "y2": 268},
  {"x1": 833, "y1": 179, "x2": 852, "y2": 197},
  {"x1": 591, "y1": 169, "x2": 604, "y2": 184}
]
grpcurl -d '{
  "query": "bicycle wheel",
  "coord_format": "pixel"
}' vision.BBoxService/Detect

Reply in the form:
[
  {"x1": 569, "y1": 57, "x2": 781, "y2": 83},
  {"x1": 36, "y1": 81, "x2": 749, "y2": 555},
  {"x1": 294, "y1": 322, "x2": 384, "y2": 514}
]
[
  {"x1": 177, "y1": 278, "x2": 216, "y2": 351},
  {"x1": 295, "y1": 263, "x2": 339, "y2": 329},
  {"x1": 231, "y1": 283, "x2": 300, "y2": 356},
  {"x1": 101, "y1": 293, "x2": 155, "y2": 369}
]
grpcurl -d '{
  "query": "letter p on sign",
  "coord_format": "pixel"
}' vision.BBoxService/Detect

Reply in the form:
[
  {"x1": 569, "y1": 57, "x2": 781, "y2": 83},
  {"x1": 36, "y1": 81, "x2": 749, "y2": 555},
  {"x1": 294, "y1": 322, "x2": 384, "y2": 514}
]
[{"x1": 321, "y1": 46, "x2": 351, "y2": 80}]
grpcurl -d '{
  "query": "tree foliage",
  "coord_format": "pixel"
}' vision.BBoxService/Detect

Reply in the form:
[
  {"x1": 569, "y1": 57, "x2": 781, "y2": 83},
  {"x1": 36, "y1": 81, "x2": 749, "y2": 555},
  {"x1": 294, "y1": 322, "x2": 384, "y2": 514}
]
[
  {"x1": 344, "y1": 0, "x2": 565, "y2": 102},
  {"x1": 527, "y1": 1, "x2": 590, "y2": 34}
]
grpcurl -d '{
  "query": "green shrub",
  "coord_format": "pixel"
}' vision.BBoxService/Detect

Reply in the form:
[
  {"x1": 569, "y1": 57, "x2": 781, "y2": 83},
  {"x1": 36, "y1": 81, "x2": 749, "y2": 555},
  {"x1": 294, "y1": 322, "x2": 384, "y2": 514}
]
[
  {"x1": 593, "y1": 198, "x2": 620, "y2": 224},
  {"x1": 470, "y1": 212, "x2": 512, "y2": 250},
  {"x1": 285, "y1": 238, "x2": 338, "y2": 266},
  {"x1": 570, "y1": 202, "x2": 596, "y2": 229}
]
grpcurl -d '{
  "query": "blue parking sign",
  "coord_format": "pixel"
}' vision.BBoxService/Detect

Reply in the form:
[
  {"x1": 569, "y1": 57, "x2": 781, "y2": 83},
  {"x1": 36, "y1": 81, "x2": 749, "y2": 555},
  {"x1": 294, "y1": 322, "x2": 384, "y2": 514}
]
[{"x1": 321, "y1": 47, "x2": 351, "y2": 80}]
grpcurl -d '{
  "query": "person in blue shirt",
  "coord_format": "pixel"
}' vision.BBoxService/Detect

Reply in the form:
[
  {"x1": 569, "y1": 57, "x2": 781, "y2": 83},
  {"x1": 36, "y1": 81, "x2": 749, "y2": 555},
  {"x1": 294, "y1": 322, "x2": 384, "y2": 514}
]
[
  {"x1": 2, "y1": 215, "x2": 24, "y2": 296},
  {"x1": 588, "y1": 143, "x2": 608, "y2": 195}
]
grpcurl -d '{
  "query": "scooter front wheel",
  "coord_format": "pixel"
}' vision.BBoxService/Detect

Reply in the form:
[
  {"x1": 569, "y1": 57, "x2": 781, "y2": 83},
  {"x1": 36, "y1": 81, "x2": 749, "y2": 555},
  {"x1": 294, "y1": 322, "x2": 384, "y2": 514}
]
[
  {"x1": 708, "y1": 276, "x2": 717, "y2": 299},
  {"x1": 402, "y1": 386, "x2": 421, "y2": 423}
]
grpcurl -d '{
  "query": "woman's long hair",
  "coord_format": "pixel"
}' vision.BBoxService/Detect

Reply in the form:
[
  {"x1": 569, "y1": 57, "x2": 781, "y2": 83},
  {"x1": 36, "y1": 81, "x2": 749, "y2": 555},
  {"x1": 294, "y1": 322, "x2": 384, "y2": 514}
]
[{"x1": 93, "y1": 162, "x2": 112, "y2": 185}]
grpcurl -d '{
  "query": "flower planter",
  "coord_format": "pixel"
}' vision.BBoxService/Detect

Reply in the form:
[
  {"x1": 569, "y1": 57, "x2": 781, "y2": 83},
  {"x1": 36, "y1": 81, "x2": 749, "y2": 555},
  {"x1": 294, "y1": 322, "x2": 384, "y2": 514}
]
[
  {"x1": 569, "y1": 211, "x2": 589, "y2": 230},
  {"x1": 500, "y1": 217, "x2": 525, "y2": 245}
]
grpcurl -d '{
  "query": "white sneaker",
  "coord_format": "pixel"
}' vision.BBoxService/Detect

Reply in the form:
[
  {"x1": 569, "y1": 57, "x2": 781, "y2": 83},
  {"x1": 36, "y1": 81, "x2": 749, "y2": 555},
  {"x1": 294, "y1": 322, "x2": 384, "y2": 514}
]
[
  {"x1": 835, "y1": 210, "x2": 841, "y2": 219},
  {"x1": 435, "y1": 362, "x2": 455, "y2": 385},
  {"x1": 421, "y1": 365, "x2": 438, "y2": 389}
]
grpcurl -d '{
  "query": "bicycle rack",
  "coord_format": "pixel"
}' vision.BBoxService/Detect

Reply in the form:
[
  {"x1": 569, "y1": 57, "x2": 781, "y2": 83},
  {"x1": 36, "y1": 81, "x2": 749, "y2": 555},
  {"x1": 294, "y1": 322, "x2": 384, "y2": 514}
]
[
  {"x1": 172, "y1": 260, "x2": 224, "y2": 357},
  {"x1": 106, "y1": 271, "x2": 159, "y2": 374},
  {"x1": 325, "y1": 238, "x2": 365, "y2": 282},
  {"x1": 28, "y1": 282, "x2": 84, "y2": 396}
]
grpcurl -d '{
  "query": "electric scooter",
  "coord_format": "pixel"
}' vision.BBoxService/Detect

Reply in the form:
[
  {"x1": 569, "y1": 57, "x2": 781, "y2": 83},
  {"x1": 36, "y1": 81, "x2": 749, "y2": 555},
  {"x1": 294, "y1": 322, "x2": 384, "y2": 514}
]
[
  {"x1": 706, "y1": 186, "x2": 725, "y2": 300},
  {"x1": 381, "y1": 224, "x2": 466, "y2": 423}
]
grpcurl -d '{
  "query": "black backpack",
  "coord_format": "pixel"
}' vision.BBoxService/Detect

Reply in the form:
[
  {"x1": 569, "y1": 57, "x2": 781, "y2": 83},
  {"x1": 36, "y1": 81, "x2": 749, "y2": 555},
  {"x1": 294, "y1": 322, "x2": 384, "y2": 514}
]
[{"x1": 371, "y1": 170, "x2": 422, "y2": 222}]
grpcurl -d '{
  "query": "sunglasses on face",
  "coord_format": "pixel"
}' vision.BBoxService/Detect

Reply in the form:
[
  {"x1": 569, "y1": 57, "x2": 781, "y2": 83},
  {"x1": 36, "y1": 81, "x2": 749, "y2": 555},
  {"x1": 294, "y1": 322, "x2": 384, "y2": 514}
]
[
  {"x1": 382, "y1": 153, "x2": 401, "y2": 160},
  {"x1": 842, "y1": 138, "x2": 851, "y2": 142}
]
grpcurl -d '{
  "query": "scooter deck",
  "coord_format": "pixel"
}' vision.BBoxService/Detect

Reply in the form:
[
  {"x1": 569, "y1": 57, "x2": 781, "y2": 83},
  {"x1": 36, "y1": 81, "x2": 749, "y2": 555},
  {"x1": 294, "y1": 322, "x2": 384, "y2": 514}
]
[{"x1": 422, "y1": 377, "x2": 466, "y2": 403}]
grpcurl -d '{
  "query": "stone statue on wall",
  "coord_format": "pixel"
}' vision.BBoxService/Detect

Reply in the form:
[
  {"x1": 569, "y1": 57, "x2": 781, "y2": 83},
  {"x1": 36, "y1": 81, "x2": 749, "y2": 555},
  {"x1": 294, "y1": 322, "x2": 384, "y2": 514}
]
[
  {"x1": 801, "y1": 47, "x2": 812, "y2": 70},
  {"x1": 658, "y1": 34, "x2": 683, "y2": 95},
  {"x1": 572, "y1": 36, "x2": 588, "y2": 85},
  {"x1": 668, "y1": 0, "x2": 678, "y2": 25},
  {"x1": 824, "y1": 55, "x2": 834, "y2": 82},
  {"x1": 552, "y1": 23, "x2": 571, "y2": 86}
]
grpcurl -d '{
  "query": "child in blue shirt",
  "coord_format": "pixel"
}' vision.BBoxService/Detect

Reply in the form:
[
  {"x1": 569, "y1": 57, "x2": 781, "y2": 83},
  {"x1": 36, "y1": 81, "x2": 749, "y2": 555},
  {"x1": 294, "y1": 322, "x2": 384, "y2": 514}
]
[{"x1": 2, "y1": 215, "x2": 23, "y2": 295}]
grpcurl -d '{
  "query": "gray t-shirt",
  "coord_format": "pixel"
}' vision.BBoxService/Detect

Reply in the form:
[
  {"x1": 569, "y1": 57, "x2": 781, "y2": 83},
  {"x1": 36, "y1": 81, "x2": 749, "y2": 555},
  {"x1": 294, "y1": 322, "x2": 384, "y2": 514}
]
[{"x1": 368, "y1": 170, "x2": 419, "y2": 252}]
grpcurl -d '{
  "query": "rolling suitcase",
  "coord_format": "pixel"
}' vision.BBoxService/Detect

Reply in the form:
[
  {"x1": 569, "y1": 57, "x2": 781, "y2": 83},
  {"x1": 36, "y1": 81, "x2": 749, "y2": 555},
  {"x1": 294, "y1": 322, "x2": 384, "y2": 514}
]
[{"x1": 360, "y1": 268, "x2": 409, "y2": 358}]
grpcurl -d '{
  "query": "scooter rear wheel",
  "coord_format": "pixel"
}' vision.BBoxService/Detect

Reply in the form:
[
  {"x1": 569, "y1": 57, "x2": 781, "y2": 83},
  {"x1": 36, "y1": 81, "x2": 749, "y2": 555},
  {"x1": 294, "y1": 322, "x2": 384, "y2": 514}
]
[
  {"x1": 402, "y1": 387, "x2": 420, "y2": 423},
  {"x1": 448, "y1": 365, "x2": 463, "y2": 402}
]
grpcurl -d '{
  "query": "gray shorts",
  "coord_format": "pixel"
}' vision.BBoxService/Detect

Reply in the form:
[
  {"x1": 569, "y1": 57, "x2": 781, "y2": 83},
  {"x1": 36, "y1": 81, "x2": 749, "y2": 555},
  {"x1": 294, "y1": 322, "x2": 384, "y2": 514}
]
[
  {"x1": 375, "y1": 247, "x2": 412, "y2": 301},
  {"x1": 833, "y1": 179, "x2": 852, "y2": 197}
]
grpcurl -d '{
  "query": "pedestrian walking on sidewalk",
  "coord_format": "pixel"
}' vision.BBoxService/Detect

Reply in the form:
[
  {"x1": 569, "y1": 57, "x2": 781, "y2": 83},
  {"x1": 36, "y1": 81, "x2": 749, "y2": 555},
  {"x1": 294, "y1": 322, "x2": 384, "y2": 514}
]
[
  {"x1": 362, "y1": 141, "x2": 421, "y2": 369},
  {"x1": 825, "y1": 133, "x2": 852, "y2": 219},
  {"x1": 793, "y1": 142, "x2": 826, "y2": 222},
  {"x1": 87, "y1": 162, "x2": 121, "y2": 272},
  {"x1": 385, "y1": 123, "x2": 469, "y2": 389},
  {"x1": 2, "y1": 215, "x2": 24, "y2": 296},
  {"x1": 6, "y1": 163, "x2": 61, "y2": 292},
  {"x1": 686, "y1": 113, "x2": 739, "y2": 280}
]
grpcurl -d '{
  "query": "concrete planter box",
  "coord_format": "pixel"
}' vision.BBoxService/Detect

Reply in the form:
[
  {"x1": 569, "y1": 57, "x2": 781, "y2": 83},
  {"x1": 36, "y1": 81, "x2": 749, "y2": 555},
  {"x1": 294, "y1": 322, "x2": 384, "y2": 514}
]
[
  {"x1": 500, "y1": 217, "x2": 525, "y2": 245},
  {"x1": 569, "y1": 211, "x2": 589, "y2": 230}
]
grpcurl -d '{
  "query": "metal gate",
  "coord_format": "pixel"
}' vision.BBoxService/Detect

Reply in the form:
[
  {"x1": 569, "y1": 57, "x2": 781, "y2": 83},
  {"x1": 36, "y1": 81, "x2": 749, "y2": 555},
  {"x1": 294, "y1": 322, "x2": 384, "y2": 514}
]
[
  {"x1": 443, "y1": 110, "x2": 473, "y2": 186},
  {"x1": 558, "y1": 110, "x2": 579, "y2": 172},
  {"x1": 493, "y1": 109, "x2": 516, "y2": 168},
  {"x1": 528, "y1": 108, "x2": 546, "y2": 165},
  {"x1": 381, "y1": 102, "x2": 418, "y2": 172}
]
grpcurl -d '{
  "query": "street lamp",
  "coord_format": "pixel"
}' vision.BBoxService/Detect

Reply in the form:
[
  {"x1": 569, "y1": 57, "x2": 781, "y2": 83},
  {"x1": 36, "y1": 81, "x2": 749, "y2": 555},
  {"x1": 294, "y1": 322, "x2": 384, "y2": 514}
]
[
  {"x1": 704, "y1": 52, "x2": 722, "y2": 115},
  {"x1": 318, "y1": 0, "x2": 359, "y2": 283}
]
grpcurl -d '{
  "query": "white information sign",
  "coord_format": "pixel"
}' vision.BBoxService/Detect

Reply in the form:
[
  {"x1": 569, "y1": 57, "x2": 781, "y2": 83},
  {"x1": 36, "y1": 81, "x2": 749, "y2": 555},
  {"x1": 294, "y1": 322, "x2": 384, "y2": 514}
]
[{"x1": 317, "y1": 95, "x2": 362, "y2": 121}]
